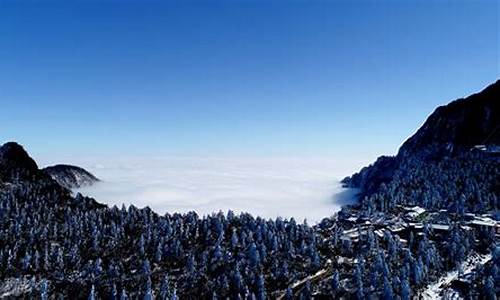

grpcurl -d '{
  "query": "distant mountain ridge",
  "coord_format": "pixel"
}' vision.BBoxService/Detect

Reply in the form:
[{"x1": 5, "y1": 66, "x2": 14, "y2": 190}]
[
  {"x1": 344, "y1": 80, "x2": 500, "y2": 195},
  {"x1": 0, "y1": 142, "x2": 99, "y2": 191},
  {"x1": 43, "y1": 164, "x2": 99, "y2": 189}
]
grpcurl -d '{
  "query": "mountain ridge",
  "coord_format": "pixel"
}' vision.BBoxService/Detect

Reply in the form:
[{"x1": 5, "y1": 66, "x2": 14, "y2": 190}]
[
  {"x1": 344, "y1": 80, "x2": 500, "y2": 195},
  {"x1": 43, "y1": 164, "x2": 99, "y2": 189},
  {"x1": 399, "y1": 79, "x2": 500, "y2": 157},
  {"x1": 0, "y1": 78, "x2": 498, "y2": 298}
]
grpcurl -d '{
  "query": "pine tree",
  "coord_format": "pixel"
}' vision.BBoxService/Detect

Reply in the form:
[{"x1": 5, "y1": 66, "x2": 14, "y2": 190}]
[
  {"x1": 155, "y1": 243, "x2": 163, "y2": 263},
  {"x1": 40, "y1": 279, "x2": 49, "y2": 300},
  {"x1": 400, "y1": 279, "x2": 411, "y2": 300},
  {"x1": 88, "y1": 285, "x2": 97, "y2": 300},
  {"x1": 159, "y1": 274, "x2": 171, "y2": 300},
  {"x1": 354, "y1": 263, "x2": 364, "y2": 299},
  {"x1": 331, "y1": 270, "x2": 340, "y2": 294},
  {"x1": 143, "y1": 280, "x2": 154, "y2": 300},
  {"x1": 139, "y1": 235, "x2": 145, "y2": 256},
  {"x1": 143, "y1": 259, "x2": 151, "y2": 275},
  {"x1": 120, "y1": 289, "x2": 129, "y2": 300},
  {"x1": 231, "y1": 231, "x2": 239, "y2": 248},
  {"x1": 485, "y1": 276, "x2": 496, "y2": 300},
  {"x1": 111, "y1": 284, "x2": 118, "y2": 300},
  {"x1": 248, "y1": 242, "x2": 261, "y2": 268},
  {"x1": 256, "y1": 274, "x2": 266, "y2": 300},
  {"x1": 383, "y1": 277, "x2": 394, "y2": 300},
  {"x1": 233, "y1": 264, "x2": 243, "y2": 292},
  {"x1": 94, "y1": 258, "x2": 103, "y2": 277},
  {"x1": 170, "y1": 288, "x2": 178, "y2": 300},
  {"x1": 22, "y1": 251, "x2": 31, "y2": 271}
]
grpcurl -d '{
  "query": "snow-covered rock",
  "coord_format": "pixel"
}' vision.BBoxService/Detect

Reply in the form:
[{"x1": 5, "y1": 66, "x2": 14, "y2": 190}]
[{"x1": 43, "y1": 164, "x2": 99, "y2": 189}]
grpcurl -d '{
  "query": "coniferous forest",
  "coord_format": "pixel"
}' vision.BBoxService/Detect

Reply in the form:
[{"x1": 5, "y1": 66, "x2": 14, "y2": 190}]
[{"x1": 1, "y1": 82, "x2": 499, "y2": 299}]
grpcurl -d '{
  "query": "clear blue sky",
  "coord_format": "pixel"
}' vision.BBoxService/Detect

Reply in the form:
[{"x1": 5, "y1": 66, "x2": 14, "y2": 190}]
[{"x1": 0, "y1": 1, "x2": 498, "y2": 159}]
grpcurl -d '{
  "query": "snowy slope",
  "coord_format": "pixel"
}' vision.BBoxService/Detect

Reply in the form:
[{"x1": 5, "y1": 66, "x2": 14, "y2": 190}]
[
  {"x1": 421, "y1": 252, "x2": 492, "y2": 299},
  {"x1": 43, "y1": 164, "x2": 99, "y2": 189}
]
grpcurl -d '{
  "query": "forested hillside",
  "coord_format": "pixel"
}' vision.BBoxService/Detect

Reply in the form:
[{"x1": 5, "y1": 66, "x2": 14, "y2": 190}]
[
  {"x1": 0, "y1": 81, "x2": 499, "y2": 299},
  {"x1": 344, "y1": 80, "x2": 500, "y2": 203}
]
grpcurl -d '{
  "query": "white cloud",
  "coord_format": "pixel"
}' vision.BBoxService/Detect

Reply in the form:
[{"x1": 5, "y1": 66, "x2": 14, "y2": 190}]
[{"x1": 46, "y1": 156, "x2": 362, "y2": 223}]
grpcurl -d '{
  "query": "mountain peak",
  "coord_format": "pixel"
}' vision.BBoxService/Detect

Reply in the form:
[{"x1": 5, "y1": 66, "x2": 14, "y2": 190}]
[
  {"x1": 43, "y1": 164, "x2": 99, "y2": 189},
  {"x1": 0, "y1": 142, "x2": 39, "y2": 181}
]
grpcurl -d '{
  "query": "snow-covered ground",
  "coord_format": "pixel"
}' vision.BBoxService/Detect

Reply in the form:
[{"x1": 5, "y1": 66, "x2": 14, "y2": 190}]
[
  {"x1": 421, "y1": 252, "x2": 492, "y2": 299},
  {"x1": 40, "y1": 156, "x2": 364, "y2": 223},
  {"x1": 0, "y1": 277, "x2": 36, "y2": 298}
]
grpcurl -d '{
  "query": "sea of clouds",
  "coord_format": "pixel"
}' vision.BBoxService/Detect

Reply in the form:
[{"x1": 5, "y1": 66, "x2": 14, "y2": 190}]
[{"x1": 43, "y1": 156, "x2": 364, "y2": 223}]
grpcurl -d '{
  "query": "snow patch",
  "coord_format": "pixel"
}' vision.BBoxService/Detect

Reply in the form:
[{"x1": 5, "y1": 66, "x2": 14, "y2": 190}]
[
  {"x1": 421, "y1": 252, "x2": 492, "y2": 299},
  {"x1": 0, "y1": 277, "x2": 37, "y2": 297}
]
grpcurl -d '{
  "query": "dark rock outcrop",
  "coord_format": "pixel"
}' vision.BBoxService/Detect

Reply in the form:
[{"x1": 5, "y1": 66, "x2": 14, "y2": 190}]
[
  {"x1": 43, "y1": 164, "x2": 99, "y2": 189},
  {"x1": 0, "y1": 142, "x2": 40, "y2": 182}
]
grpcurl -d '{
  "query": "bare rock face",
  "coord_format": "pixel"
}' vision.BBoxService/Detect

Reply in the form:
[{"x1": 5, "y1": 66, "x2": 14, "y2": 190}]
[{"x1": 43, "y1": 164, "x2": 99, "y2": 189}]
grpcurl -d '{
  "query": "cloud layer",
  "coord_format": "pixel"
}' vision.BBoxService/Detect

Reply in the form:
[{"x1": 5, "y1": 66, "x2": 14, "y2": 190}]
[{"x1": 66, "y1": 157, "x2": 359, "y2": 223}]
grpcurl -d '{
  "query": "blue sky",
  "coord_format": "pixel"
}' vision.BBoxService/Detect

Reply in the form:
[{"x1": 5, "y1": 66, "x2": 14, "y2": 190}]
[{"x1": 0, "y1": 1, "x2": 498, "y2": 160}]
